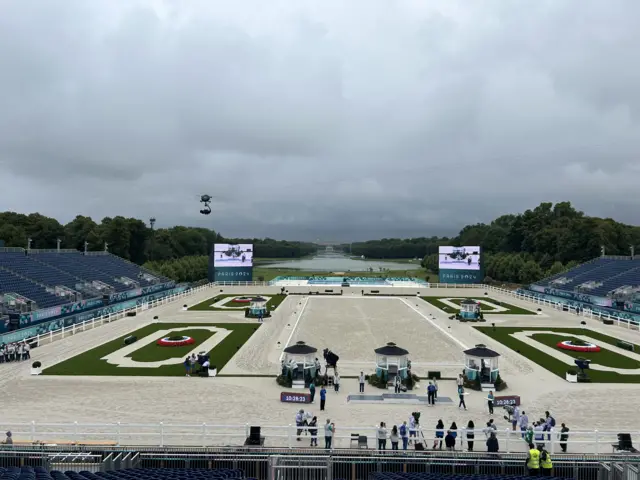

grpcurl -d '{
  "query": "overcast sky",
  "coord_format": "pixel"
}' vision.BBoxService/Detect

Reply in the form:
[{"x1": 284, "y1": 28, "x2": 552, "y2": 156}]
[{"x1": 1, "y1": 0, "x2": 639, "y2": 241}]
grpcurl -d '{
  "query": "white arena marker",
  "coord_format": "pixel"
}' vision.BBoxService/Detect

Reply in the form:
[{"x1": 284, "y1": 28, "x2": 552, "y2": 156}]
[
  {"x1": 400, "y1": 298, "x2": 469, "y2": 350},
  {"x1": 279, "y1": 296, "x2": 310, "y2": 362}
]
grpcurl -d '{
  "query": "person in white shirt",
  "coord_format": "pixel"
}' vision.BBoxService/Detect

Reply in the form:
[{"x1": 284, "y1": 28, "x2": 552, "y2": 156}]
[
  {"x1": 511, "y1": 405, "x2": 520, "y2": 431},
  {"x1": 519, "y1": 411, "x2": 529, "y2": 438},
  {"x1": 359, "y1": 372, "x2": 365, "y2": 393},
  {"x1": 333, "y1": 372, "x2": 340, "y2": 393},
  {"x1": 457, "y1": 374, "x2": 464, "y2": 387},
  {"x1": 377, "y1": 422, "x2": 388, "y2": 450},
  {"x1": 409, "y1": 414, "x2": 417, "y2": 444}
]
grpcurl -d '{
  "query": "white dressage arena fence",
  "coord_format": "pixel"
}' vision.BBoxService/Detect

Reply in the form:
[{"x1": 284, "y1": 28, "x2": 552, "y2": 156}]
[
  {"x1": 21, "y1": 283, "x2": 214, "y2": 349},
  {"x1": 0, "y1": 421, "x2": 635, "y2": 454}
]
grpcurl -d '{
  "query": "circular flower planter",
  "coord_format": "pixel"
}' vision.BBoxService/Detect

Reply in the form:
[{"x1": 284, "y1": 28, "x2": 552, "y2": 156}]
[
  {"x1": 231, "y1": 297, "x2": 252, "y2": 304},
  {"x1": 157, "y1": 336, "x2": 195, "y2": 347},
  {"x1": 557, "y1": 340, "x2": 601, "y2": 352}
]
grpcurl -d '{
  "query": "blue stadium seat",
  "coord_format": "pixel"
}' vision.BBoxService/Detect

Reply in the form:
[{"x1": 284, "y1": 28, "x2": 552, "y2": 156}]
[{"x1": 1, "y1": 251, "x2": 170, "y2": 310}]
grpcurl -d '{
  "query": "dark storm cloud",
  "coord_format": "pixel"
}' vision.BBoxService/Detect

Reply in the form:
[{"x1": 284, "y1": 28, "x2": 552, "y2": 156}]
[{"x1": 1, "y1": 0, "x2": 639, "y2": 241}]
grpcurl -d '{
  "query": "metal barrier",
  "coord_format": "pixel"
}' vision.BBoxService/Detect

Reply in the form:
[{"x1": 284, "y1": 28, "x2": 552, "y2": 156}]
[
  {"x1": 15, "y1": 283, "x2": 214, "y2": 349},
  {"x1": 0, "y1": 451, "x2": 102, "y2": 472},
  {"x1": 1, "y1": 422, "x2": 638, "y2": 454}
]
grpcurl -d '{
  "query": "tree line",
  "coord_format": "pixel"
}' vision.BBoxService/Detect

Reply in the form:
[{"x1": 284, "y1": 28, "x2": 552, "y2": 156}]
[
  {"x1": 351, "y1": 202, "x2": 640, "y2": 284},
  {"x1": 0, "y1": 212, "x2": 316, "y2": 266}
]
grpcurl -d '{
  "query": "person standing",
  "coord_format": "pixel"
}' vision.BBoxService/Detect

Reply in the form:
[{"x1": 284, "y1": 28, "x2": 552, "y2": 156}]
[
  {"x1": 559, "y1": 423, "x2": 570, "y2": 453},
  {"x1": 333, "y1": 372, "x2": 340, "y2": 393},
  {"x1": 309, "y1": 382, "x2": 316, "y2": 403},
  {"x1": 377, "y1": 422, "x2": 388, "y2": 450},
  {"x1": 486, "y1": 432, "x2": 499, "y2": 453},
  {"x1": 427, "y1": 382, "x2": 436, "y2": 406},
  {"x1": 526, "y1": 443, "x2": 541, "y2": 476},
  {"x1": 295, "y1": 410, "x2": 304, "y2": 441},
  {"x1": 544, "y1": 411, "x2": 556, "y2": 441},
  {"x1": 458, "y1": 385, "x2": 467, "y2": 410},
  {"x1": 445, "y1": 431, "x2": 455, "y2": 451},
  {"x1": 432, "y1": 377, "x2": 438, "y2": 400},
  {"x1": 394, "y1": 375, "x2": 401, "y2": 394},
  {"x1": 390, "y1": 425, "x2": 400, "y2": 450},
  {"x1": 320, "y1": 385, "x2": 327, "y2": 411},
  {"x1": 309, "y1": 416, "x2": 318, "y2": 447},
  {"x1": 324, "y1": 419, "x2": 334, "y2": 449},
  {"x1": 540, "y1": 447, "x2": 553, "y2": 476},
  {"x1": 400, "y1": 421, "x2": 409, "y2": 450},
  {"x1": 433, "y1": 419, "x2": 444, "y2": 450},
  {"x1": 183, "y1": 356, "x2": 192, "y2": 377},
  {"x1": 466, "y1": 421, "x2": 475, "y2": 451},
  {"x1": 512, "y1": 405, "x2": 520, "y2": 431},
  {"x1": 487, "y1": 391, "x2": 495, "y2": 414},
  {"x1": 359, "y1": 372, "x2": 365, "y2": 393},
  {"x1": 409, "y1": 414, "x2": 417, "y2": 444},
  {"x1": 520, "y1": 411, "x2": 529, "y2": 438}
]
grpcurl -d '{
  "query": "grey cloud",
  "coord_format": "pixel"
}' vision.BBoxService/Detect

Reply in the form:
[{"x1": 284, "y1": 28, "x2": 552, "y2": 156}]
[{"x1": 1, "y1": 0, "x2": 639, "y2": 241}]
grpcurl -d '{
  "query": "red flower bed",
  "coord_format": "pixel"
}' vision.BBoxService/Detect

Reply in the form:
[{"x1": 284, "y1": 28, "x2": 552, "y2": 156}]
[
  {"x1": 556, "y1": 341, "x2": 600, "y2": 353},
  {"x1": 157, "y1": 336, "x2": 195, "y2": 347},
  {"x1": 231, "y1": 297, "x2": 252, "y2": 304}
]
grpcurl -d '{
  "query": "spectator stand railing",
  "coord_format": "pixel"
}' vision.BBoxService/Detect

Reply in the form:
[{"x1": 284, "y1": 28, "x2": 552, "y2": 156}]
[{"x1": 0, "y1": 422, "x2": 637, "y2": 455}]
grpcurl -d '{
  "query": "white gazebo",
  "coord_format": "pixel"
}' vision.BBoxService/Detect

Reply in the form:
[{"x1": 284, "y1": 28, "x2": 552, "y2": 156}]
[
  {"x1": 463, "y1": 344, "x2": 500, "y2": 385},
  {"x1": 374, "y1": 342, "x2": 410, "y2": 381},
  {"x1": 281, "y1": 341, "x2": 319, "y2": 386}
]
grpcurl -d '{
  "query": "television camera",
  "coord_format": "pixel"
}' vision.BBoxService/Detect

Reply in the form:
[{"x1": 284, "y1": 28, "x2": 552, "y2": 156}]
[{"x1": 199, "y1": 194, "x2": 212, "y2": 215}]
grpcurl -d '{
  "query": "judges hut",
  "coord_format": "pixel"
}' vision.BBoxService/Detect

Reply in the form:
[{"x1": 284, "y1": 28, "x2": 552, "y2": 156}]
[
  {"x1": 374, "y1": 342, "x2": 410, "y2": 384},
  {"x1": 281, "y1": 341, "x2": 319, "y2": 388},
  {"x1": 463, "y1": 344, "x2": 500, "y2": 389}
]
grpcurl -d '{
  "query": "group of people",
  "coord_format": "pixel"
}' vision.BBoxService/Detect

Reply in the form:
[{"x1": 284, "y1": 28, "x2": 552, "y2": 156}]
[
  {"x1": 0, "y1": 341, "x2": 31, "y2": 363},
  {"x1": 513, "y1": 408, "x2": 570, "y2": 453},
  {"x1": 294, "y1": 409, "x2": 335, "y2": 449},
  {"x1": 183, "y1": 353, "x2": 210, "y2": 377}
]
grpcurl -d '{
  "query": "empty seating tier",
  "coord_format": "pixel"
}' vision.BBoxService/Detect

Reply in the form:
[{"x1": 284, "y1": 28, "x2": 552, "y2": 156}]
[
  {"x1": 0, "y1": 251, "x2": 169, "y2": 309},
  {"x1": 535, "y1": 257, "x2": 640, "y2": 296}
]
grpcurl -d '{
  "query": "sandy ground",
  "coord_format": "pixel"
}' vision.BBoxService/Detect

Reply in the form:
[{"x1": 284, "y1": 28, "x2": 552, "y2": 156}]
[{"x1": 0, "y1": 285, "x2": 639, "y2": 453}]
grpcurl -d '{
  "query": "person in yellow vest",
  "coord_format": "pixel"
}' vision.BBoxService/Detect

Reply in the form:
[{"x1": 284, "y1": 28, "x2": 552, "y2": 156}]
[
  {"x1": 526, "y1": 443, "x2": 540, "y2": 476},
  {"x1": 540, "y1": 447, "x2": 553, "y2": 476}
]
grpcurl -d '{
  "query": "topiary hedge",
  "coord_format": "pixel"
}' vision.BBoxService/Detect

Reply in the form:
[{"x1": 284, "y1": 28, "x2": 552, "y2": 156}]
[
  {"x1": 617, "y1": 340, "x2": 634, "y2": 352},
  {"x1": 124, "y1": 335, "x2": 137, "y2": 345}
]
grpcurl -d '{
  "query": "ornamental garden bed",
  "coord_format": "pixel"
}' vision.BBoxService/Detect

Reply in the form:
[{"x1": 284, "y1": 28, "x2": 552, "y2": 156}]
[
  {"x1": 188, "y1": 294, "x2": 287, "y2": 311},
  {"x1": 42, "y1": 323, "x2": 260, "y2": 377},
  {"x1": 475, "y1": 326, "x2": 640, "y2": 383},
  {"x1": 420, "y1": 297, "x2": 535, "y2": 315}
]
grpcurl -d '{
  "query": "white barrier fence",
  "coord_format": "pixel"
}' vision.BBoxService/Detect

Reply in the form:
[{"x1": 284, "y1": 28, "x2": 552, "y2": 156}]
[
  {"x1": 0, "y1": 421, "x2": 632, "y2": 454},
  {"x1": 23, "y1": 283, "x2": 214, "y2": 348}
]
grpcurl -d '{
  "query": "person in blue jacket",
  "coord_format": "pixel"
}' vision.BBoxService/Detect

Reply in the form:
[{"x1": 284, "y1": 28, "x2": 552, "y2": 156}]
[{"x1": 320, "y1": 385, "x2": 327, "y2": 411}]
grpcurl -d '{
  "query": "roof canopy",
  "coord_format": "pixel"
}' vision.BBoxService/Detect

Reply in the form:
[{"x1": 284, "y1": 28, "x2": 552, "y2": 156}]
[
  {"x1": 460, "y1": 299, "x2": 478, "y2": 305},
  {"x1": 283, "y1": 341, "x2": 317, "y2": 355},
  {"x1": 374, "y1": 342, "x2": 409, "y2": 356},
  {"x1": 463, "y1": 344, "x2": 500, "y2": 358}
]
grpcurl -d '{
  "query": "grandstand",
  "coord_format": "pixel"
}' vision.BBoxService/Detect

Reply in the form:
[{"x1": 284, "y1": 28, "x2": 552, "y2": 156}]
[
  {"x1": 535, "y1": 257, "x2": 640, "y2": 300},
  {"x1": 0, "y1": 250, "x2": 170, "y2": 311}
]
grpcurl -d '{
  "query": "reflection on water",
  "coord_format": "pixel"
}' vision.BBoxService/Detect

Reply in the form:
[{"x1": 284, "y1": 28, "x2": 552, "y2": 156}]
[{"x1": 260, "y1": 255, "x2": 423, "y2": 272}]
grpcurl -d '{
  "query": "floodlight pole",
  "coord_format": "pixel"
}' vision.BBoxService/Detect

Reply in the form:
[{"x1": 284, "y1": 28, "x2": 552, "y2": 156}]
[{"x1": 149, "y1": 217, "x2": 156, "y2": 261}]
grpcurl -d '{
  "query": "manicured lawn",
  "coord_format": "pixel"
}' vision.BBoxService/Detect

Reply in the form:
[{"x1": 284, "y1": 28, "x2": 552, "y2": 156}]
[
  {"x1": 129, "y1": 329, "x2": 216, "y2": 362},
  {"x1": 188, "y1": 294, "x2": 287, "y2": 311},
  {"x1": 420, "y1": 297, "x2": 536, "y2": 315},
  {"x1": 43, "y1": 323, "x2": 259, "y2": 377},
  {"x1": 476, "y1": 326, "x2": 640, "y2": 383}
]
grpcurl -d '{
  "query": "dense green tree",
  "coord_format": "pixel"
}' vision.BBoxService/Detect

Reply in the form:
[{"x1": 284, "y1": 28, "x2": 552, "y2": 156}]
[{"x1": 2, "y1": 201, "x2": 639, "y2": 284}]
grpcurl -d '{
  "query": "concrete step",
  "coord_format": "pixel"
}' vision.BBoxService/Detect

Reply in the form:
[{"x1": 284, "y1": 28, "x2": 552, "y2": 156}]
[{"x1": 481, "y1": 383, "x2": 495, "y2": 392}]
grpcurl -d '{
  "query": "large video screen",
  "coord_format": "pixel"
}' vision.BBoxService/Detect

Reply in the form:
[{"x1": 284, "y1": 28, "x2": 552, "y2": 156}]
[
  {"x1": 213, "y1": 244, "x2": 253, "y2": 267},
  {"x1": 439, "y1": 246, "x2": 481, "y2": 271}
]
